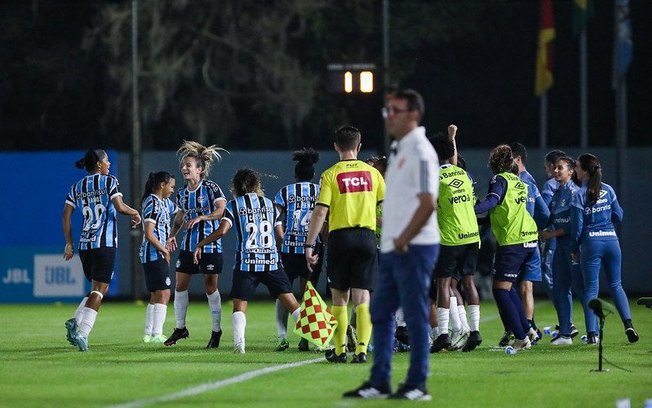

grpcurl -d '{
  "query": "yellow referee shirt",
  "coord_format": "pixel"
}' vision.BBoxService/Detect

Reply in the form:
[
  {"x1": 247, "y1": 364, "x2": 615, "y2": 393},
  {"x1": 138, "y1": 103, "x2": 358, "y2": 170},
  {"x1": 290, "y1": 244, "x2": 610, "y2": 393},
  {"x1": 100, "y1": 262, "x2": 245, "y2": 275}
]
[{"x1": 317, "y1": 159, "x2": 385, "y2": 232}]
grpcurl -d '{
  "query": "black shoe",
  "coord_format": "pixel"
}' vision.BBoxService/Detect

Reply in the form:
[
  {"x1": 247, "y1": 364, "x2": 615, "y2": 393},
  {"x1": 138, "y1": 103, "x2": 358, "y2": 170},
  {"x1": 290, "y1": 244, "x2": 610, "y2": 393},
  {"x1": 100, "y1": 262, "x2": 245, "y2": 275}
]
[
  {"x1": 586, "y1": 332, "x2": 599, "y2": 344},
  {"x1": 389, "y1": 383, "x2": 431, "y2": 401},
  {"x1": 350, "y1": 352, "x2": 367, "y2": 363},
  {"x1": 346, "y1": 325, "x2": 357, "y2": 353},
  {"x1": 206, "y1": 330, "x2": 222, "y2": 349},
  {"x1": 395, "y1": 325, "x2": 410, "y2": 345},
  {"x1": 298, "y1": 338, "x2": 310, "y2": 352},
  {"x1": 570, "y1": 324, "x2": 579, "y2": 338},
  {"x1": 342, "y1": 381, "x2": 391, "y2": 399},
  {"x1": 498, "y1": 330, "x2": 513, "y2": 347},
  {"x1": 430, "y1": 333, "x2": 451, "y2": 353},
  {"x1": 625, "y1": 327, "x2": 639, "y2": 343},
  {"x1": 325, "y1": 349, "x2": 347, "y2": 363},
  {"x1": 164, "y1": 327, "x2": 189, "y2": 346},
  {"x1": 462, "y1": 331, "x2": 483, "y2": 352}
]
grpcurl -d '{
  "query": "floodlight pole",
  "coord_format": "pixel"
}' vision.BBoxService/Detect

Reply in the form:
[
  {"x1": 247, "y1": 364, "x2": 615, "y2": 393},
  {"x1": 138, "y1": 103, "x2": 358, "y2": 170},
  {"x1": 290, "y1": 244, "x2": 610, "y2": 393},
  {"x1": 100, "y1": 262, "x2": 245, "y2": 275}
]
[
  {"x1": 130, "y1": 0, "x2": 143, "y2": 300},
  {"x1": 382, "y1": 0, "x2": 390, "y2": 154}
]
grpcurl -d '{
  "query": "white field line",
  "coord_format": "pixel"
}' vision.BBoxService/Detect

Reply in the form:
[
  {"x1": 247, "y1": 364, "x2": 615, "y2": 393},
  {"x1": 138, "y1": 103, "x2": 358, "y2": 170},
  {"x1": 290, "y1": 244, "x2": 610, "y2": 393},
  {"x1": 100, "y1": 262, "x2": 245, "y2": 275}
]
[
  {"x1": 106, "y1": 357, "x2": 324, "y2": 408},
  {"x1": 107, "y1": 304, "x2": 537, "y2": 408}
]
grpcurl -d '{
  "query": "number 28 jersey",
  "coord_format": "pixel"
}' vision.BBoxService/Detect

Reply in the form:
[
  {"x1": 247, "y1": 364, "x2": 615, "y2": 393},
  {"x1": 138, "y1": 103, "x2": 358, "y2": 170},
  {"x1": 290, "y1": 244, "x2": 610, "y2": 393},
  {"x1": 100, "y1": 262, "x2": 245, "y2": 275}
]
[{"x1": 223, "y1": 193, "x2": 281, "y2": 272}]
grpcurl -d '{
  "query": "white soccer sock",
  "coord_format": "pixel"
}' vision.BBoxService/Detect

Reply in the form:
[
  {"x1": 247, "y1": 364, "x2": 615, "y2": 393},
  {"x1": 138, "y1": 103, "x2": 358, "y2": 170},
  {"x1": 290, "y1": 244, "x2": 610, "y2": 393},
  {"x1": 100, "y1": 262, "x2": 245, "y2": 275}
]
[
  {"x1": 395, "y1": 307, "x2": 407, "y2": 327},
  {"x1": 74, "y1": 297, "x2": 88, "y2": 325},
  {"x1": 468, "y1": 304, "x2": 480, "y2": 332},
  {"x1": 437, "y1": 308, "x2": 450, "y2": 334},
  {"x1": 174, "y1": 290, "x2": 189, "y2": 329},
  {"x1": 144, "y1": 303, "x2": 155, "y2": 336},
  {"x1": 458, "y1": 304, "x2": 470, "y2": 333},
  {"x1": 152, "y1": 303, "x2": 167, "y2": 336},
  {"x1": 291, "y1": 307, "x2": 300, "y2": 322},
  {"x1": 232, "y1": 311, "x2": 246, "y2": 348},
  {"x1": 78, "y1": 307, "x2": 98, "y2": 338},
  {"x1": 206, "y1": 290, "x2": 222, "y2": 332},
  {"x1": 275, "y1": 299, "x2": 289, "y2": 338},
  {"x1": 449, "y1": 296, "x2": 462, "y2": 332}
]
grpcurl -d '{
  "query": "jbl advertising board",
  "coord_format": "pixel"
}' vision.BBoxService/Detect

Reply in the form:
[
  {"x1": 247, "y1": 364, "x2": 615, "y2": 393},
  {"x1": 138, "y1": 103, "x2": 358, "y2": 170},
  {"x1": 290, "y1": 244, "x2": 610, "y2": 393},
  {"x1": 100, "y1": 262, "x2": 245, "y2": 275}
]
[{"x1": 0, "y1": 151, "x2": 119, "y2": 303}]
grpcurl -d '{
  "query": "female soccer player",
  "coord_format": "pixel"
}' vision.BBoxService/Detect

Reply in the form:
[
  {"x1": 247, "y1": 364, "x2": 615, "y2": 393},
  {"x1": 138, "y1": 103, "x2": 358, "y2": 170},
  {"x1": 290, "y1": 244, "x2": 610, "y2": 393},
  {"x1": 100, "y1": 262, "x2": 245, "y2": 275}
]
[
  {"x1": 273, "y1": 148, "x2": 322, "y2": 351},
  {"x1": 474, "y1": 145, "x2": 538, "y2": 350},
  {"x1": 63, "y1": 149, "x2": 141, "y2": 351},
  {"x1": 139, "y1": 171, "x2": 177, "y2": 344},
  {"x1": 540, "y1": 157, "x2": 593, "y2": 344},
  {"x1": 194, "y1": 168, "x2": 301, "y2": 354},
  {"x1": 570, "y1": 153, "x2": 639, "y2": 343},
  {"x1": 164, "y1": 141, "x2": 227, "y2": 348}
]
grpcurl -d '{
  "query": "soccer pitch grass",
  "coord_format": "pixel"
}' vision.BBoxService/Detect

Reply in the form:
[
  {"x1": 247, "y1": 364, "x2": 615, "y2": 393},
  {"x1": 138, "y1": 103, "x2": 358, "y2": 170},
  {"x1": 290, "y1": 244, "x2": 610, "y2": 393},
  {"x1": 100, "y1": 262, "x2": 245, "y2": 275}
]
[{"x1": 1, "y1": 300, "x2": 650, "y2": 408}]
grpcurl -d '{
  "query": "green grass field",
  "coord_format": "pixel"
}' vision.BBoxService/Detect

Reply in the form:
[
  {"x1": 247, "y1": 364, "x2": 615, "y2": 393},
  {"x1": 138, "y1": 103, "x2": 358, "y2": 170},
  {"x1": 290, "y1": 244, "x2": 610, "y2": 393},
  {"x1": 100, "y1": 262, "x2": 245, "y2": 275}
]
[{"x1": 1, "y1": 299, "x2": 650, "y2": 408}]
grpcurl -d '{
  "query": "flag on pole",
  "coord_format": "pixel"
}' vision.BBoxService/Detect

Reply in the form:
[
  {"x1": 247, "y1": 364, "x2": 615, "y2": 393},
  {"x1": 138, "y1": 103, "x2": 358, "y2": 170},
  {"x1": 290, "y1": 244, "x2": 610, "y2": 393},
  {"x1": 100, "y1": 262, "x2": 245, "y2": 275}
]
[
  {"x1": 535, "y1": 0, "x2": 555, "y2": 96},
  {"x1": 573, "y1": 0, "x2": 594, "y2": 37},
  {"x1": 612, "y1": 0, "x2": 633, "y2": 89},
  {"x1": 294, "y1": 281, "x2": 337, "y2": 348}
]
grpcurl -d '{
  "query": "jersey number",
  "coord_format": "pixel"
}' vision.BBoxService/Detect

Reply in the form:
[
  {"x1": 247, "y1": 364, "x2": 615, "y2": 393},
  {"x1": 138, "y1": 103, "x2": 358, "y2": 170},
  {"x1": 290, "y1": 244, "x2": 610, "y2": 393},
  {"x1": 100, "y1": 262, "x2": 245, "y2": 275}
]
[
  {"x1": 290, "y1": 209, "x2": 312, "y2": 232},
  {"x1": 245, "y1": 221, "x2": 274, "y2": 249},
  {"x1": 82, "y1": 204, "x2": 106, "y2": 231}
]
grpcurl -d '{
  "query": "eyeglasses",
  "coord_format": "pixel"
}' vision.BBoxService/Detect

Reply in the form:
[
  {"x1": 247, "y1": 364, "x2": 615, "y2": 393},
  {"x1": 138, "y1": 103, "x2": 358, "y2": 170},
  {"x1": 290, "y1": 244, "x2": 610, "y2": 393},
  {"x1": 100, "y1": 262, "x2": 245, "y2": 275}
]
[{"x1": 381, "y1": 106, "x2": 411, "y2": 119}]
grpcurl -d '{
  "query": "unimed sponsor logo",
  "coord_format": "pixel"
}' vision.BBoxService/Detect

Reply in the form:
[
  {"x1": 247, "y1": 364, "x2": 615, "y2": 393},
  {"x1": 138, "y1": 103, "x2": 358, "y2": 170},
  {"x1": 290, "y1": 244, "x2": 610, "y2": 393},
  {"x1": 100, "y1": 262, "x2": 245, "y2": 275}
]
[{"x1": 336, "y1": 171, "x2": 373, "y2": 193}]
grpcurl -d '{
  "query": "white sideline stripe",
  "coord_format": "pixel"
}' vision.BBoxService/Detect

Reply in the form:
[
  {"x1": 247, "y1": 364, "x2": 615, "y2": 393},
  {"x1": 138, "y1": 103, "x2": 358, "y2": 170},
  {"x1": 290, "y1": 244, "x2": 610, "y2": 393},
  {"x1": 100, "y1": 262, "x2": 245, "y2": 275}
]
[{"x1": 106, "y1": 357, "x2": 324, "y2": 408}]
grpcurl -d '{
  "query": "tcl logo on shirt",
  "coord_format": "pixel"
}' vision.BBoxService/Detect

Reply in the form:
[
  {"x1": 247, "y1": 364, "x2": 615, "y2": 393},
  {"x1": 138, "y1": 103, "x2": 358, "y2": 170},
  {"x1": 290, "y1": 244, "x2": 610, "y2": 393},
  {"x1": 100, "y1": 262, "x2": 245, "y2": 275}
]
[{"x1": 337, "y1": 171, "x2": 373, "y2": 193}]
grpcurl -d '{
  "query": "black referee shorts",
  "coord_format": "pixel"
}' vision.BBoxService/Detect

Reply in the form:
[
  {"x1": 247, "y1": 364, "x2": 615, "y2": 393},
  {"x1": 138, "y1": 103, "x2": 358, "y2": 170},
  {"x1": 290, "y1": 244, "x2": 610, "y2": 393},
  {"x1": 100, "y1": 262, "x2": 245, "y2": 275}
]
[{"x1": 327, "y1": 227, "x2": 376, "y2": 291}]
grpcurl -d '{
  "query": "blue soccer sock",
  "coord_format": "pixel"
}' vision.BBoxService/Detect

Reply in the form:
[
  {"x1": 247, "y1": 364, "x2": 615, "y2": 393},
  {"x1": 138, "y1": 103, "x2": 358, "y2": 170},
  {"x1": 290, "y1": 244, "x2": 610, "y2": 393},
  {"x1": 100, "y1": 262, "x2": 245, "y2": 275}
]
[{"x1": 493, "y1": 288, "x2": 526, "y2": 340}]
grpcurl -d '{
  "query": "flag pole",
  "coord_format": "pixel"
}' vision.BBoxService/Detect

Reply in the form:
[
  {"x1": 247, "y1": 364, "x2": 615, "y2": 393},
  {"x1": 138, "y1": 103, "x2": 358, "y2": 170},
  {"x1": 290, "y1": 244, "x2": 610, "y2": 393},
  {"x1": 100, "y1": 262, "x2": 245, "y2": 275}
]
[
  {"x1": 579, "y1": 29, "x2": 588, "y2": 150},
  {"x1": 539, "y1": 93, "x2": 548, "y2": 149}
]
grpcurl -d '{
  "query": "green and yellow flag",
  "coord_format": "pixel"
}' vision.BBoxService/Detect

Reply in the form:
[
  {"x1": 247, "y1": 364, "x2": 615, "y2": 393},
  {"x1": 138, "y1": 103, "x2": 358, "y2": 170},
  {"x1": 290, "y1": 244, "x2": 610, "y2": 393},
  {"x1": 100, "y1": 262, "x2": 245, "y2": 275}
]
[{"x1": 294, "y1": 282, "x2": 337, "y2": 348}]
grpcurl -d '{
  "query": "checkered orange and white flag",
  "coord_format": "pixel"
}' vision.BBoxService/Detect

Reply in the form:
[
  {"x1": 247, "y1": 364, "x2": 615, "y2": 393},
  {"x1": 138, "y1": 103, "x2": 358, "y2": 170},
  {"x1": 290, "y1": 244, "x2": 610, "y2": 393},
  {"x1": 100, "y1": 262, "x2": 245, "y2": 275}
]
[{"x1": 293, "y1": 281, "x2": 337, "y2": 347}]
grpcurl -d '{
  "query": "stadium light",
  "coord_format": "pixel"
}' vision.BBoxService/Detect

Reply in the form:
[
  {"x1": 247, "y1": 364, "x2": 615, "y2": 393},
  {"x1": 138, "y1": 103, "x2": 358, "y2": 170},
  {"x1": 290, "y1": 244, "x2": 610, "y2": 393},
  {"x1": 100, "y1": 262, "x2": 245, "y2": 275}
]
[{"x1": 327, "y1": 63, "x2": 377, "y2": 94}]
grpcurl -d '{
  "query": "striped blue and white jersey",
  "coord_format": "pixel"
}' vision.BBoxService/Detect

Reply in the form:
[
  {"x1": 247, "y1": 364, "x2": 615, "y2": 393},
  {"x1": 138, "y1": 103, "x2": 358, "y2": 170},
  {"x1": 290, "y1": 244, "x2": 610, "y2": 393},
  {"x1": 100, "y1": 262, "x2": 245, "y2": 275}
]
[
  {"x1": 139, "y1": 194, "x2": 178, "y2": 263},
  {"x1": 65, "y1": 174, "x2": 121, "y2": 250},
  {"x1": 273, "y1": 182, "x2": 320, "y2": 254},
  {"x1": 176, "y1": 179, "x2": 226, "y2": 253},
  {"x1": 223, "y1": 193, "x2": 281, "y2": 272}
]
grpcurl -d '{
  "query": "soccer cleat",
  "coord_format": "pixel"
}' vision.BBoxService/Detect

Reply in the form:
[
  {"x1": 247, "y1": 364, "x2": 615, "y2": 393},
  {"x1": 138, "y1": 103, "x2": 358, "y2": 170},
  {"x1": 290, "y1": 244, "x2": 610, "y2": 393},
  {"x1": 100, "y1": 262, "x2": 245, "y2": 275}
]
[
  {"x1": 498, "y1": 331, "x2": 514, "y2": 347},
  {"x1": 585, "y1": 333, "x2": 599, "y2": 345},
  {"x1": 550, "y1": 335, "x2": 572, "y2": 345},
  {"x1": 73, "y1": 332, "x2": 89, "y2": 352},
  {"x1": 350, "y1": 352, "x2": 367, "y2": 363},
  {"x1": 395, "y1": 325, "x2": 410, "y2": 346},
  {"x1": 151, "y1": 334, "x2": 168, "y2": 344},
  {"x1": 234, "y1": 343, "x2": 245, "y2": 354},
  {"x1": 430, "y1": 333, "x2": 451, "y2": 353},
  {"x1": 346, "y1": 325, "x2": 357, "y2": 353},
  {"x1": 511, "y1": 336, "x2": 532, "y2": 350},
  {"x1": 389, "y1": 383, "x2": 432, "y2": 401},
  {"x1": 527, "y1": 327, "x2": 540, "y2": 344},
  {"x1": 342, "y1": 381, "x2": 391, "y2": 399},
  {"x1": 206, "y1": 330, "x2": 222, "y2": 349},
  {"x1": 164, "y1": 327, "x2": 189, "y2": 346},
  {"x1": 462, "y1": 331, "x2": 483, "y2": 352},
  {"x1": 325, "y1": 349, "x2": 347, "y2": 363},
  {"x1": 275, "y1": 337, "x2": 290, "y2": 351},
  {"x1": 65, "y1": 318, "x2": 78, "y2": 346},
  {"x1": 298, "y1": 338, "x2": 310, "y2": 352},
  {"x1": 450, "y1": 329, "x2": 469, "y2": 350},
  {"x1": 625, "y1": 327, "x2": 639, "y2": 343},
  {"x1": 143, "y1": 335, "x2": 153, "y2": 343},
  {"x1": 570, "y1": 324, "x2": 579, "y2": 338}
]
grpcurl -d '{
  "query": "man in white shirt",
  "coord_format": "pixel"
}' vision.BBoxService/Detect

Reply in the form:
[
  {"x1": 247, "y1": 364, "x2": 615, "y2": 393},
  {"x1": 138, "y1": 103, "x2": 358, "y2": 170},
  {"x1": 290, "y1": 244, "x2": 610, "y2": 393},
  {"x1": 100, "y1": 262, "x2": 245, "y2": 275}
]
[{"x1": 343, "y1": 88, "x2": 439, "y2": 401}]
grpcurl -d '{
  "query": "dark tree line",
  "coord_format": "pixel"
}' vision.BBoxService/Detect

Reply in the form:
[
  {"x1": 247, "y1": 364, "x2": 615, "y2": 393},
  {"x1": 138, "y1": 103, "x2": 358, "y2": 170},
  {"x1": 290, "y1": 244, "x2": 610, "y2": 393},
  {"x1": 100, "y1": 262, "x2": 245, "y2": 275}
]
[{"x1": 1, "y1": 0, "x2": 650, "y2": 153}]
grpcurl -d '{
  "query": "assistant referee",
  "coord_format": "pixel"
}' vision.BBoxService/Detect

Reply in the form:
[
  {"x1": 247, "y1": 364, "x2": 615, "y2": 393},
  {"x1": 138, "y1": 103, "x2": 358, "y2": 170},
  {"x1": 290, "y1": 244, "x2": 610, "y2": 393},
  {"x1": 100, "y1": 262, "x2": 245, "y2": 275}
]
[{"x1": 305, "y1": 125, "x2": 385, "y2": 364}]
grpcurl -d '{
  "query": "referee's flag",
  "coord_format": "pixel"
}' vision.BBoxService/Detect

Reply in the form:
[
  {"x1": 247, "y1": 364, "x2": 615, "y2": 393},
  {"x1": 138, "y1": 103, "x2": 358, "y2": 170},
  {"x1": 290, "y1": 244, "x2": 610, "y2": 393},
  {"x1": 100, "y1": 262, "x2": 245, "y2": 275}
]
[
  {"x1": 294, "y1": 282, "x2": 337, "y2": 348},
  {"x1": 535, "y1": 0, "x2": 555, "y2": 96}
]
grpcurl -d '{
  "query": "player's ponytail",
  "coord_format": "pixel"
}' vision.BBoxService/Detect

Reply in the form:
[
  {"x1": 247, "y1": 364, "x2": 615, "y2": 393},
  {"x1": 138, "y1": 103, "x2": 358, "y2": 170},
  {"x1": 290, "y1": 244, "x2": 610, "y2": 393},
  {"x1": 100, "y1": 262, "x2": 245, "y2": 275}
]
[
  {"x1": 141, "y1": 171, "x2": 173, "y2": 207},
  {"x1": 577, "y1": 153, "x2": 602, "y2": 206},
  {"x1": 293, "y1": 147, "x2": 319, "y2": 182}
]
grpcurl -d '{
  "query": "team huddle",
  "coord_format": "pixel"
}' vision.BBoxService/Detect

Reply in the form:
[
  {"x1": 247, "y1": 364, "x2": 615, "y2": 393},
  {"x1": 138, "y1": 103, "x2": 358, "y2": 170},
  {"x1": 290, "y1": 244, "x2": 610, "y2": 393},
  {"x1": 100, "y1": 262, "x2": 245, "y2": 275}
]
[{"x1": 61, "y1": 88, "x2": 639, "y2": 401}]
